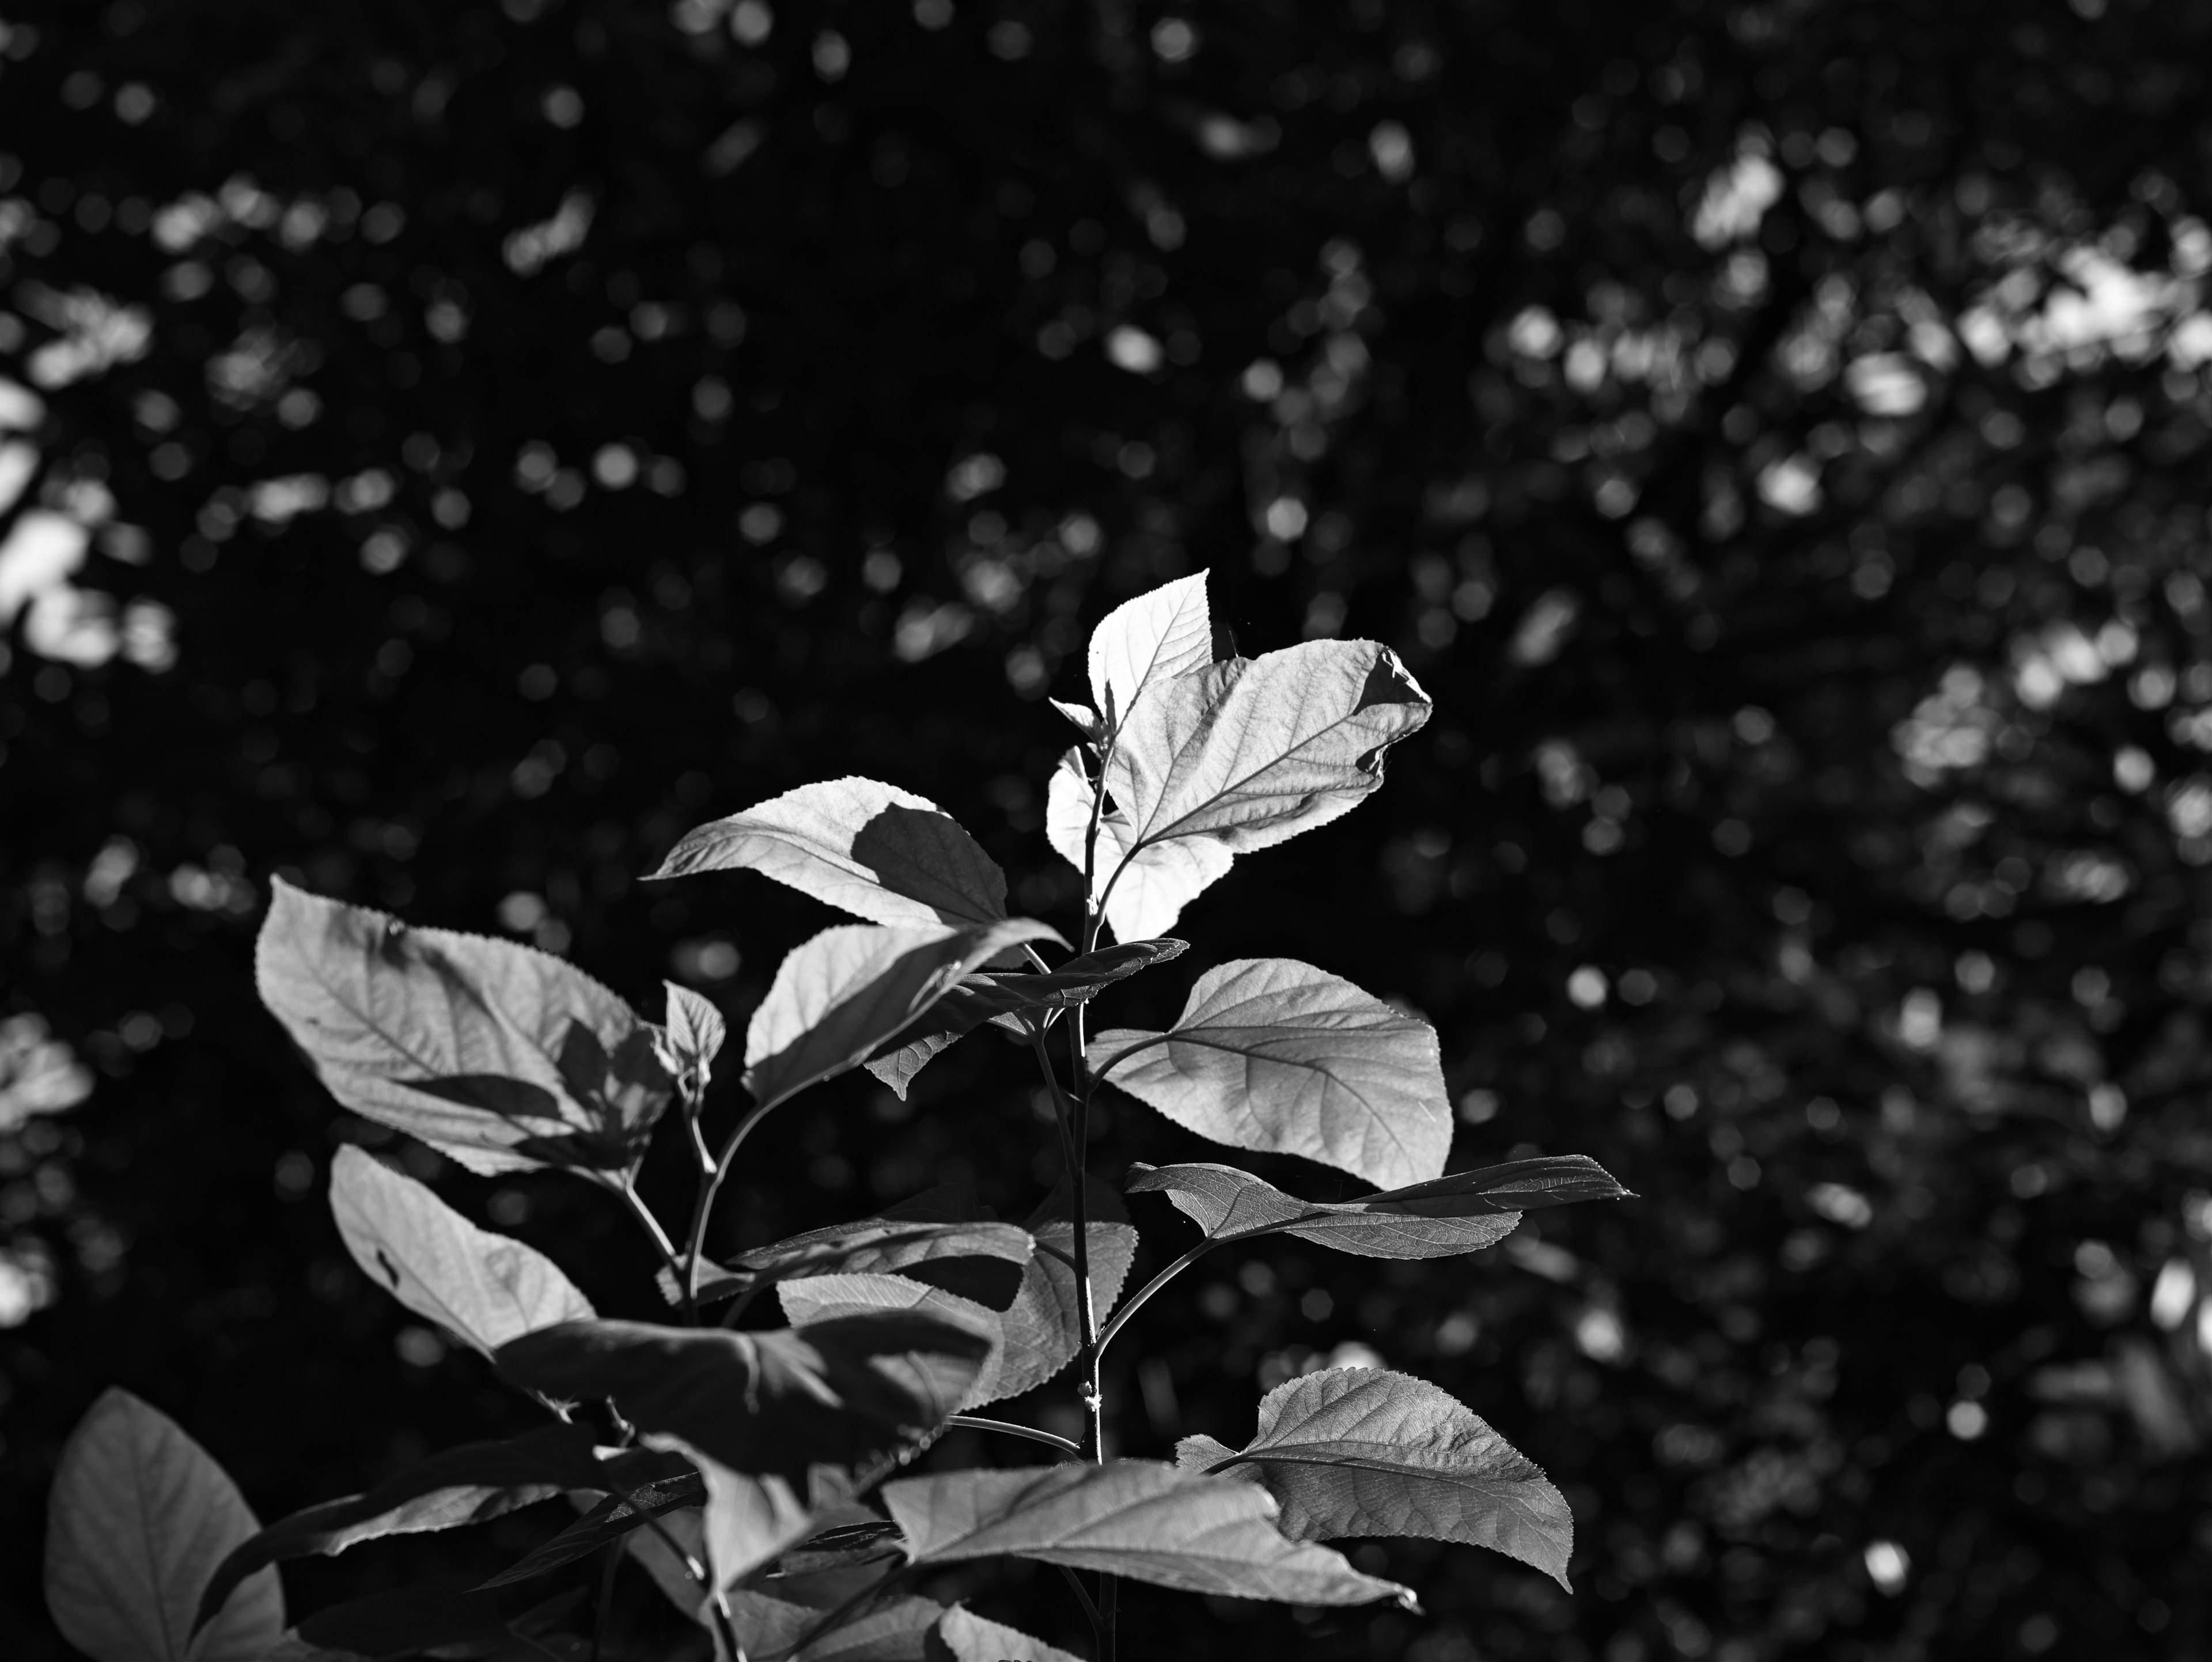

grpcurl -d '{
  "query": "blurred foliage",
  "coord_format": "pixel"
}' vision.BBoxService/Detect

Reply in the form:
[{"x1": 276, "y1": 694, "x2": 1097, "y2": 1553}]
[{"x1": 6, "y1": 0, "x2": 2212, "y2": 1657}]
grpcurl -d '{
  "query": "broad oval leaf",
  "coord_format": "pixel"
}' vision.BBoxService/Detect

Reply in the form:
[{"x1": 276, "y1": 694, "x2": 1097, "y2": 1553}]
[
  {"x1": 1175, "y1": 1367, "x2": 1574, "y2": 1589},
  {"x1": 976, "y1": 1176, "x2": 1141, "y2": 1406},
  {"x1": 862, "y1": 937, "x2": 1189, "y2": 1099},
  {"x1": 882, "y1": 1460, "x2": 1412, "y2": 1607},
  {"x1": 328, "y1": 1145, "x2": 594, "y2": 1356},
  {"x1": 199, "y1": 1425, "x2": 669, "y2": 1629},
  {"x1": 930, "y1": 1605, "x2": 1084, "y2": 1662},
  {"x1": 44, "y1": 1388, "x2": 284, "y2": 1662},
  {"x1": 657, "y1": 981, "x2": 728, "y2": 1092},
  {"x1": 1126, "y1": 1154, "x2": 1630, "y2": 1258},
  {"x1": 746, "y1": 918, "x2": 1063, "y2": 1112},
  {"x1": 652, "y1": 777, "x2": 1010, "y2": 928},
  {"x1": 1087, "y1": 570, "x2": 1216, "y2": 732},
  {"x1": 1046, "y1": 748, "x2": 1234, "y2": 942},
  {"x1": 255, "y1": 877, "x2": 672, "y2": 1175},
  {"x1": 774, "y1": 1274, "x2": 1006, "y2": 1410},
  {"x1": 1092, "y1": 958, "x2": 1450, "y2": 1191}
]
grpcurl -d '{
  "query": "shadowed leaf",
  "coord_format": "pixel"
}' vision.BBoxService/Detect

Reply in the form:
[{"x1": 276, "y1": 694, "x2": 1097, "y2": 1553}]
[
  {"x1": 477, "y1": 1466, "x2": 706, "y2": 1589},
  {"x1": 1126, "y1": 1154, "x2": 1629, "y2": 1258},
  {"x1": 255, "y1": 877, "x2": 671, "y2": 1175},
  {"x1": 1175, "y1": 1367, "x2": 1574, "y2": 1589},
  {"x1": 1093, "y1": 958, "x2": 1451, "y2": 1190},
  {"x1": 679, "y1": 1214, "x2": 1035, "y2": 1311},
  {"x1": 928, "y1": 1605, "x2": 1083, "y2": 1662},
  {"x1": 883, "y1": 1460, "x2": 1413, "y2": 1607},
  {"x1": 652, "y1": 777, "x2": 1009, "y2": 928},
  {"x1": 45, "y1": 1390, "x2": 284, "y2": 1662}
]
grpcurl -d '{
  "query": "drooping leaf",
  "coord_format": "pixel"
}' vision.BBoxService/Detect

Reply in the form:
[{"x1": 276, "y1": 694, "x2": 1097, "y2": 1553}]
[
  {"x1": 775, "y1": 1274, "x2": 1006, "y2": 1410},
  {"x1": 1175, "y1": 1368, "x2": 1575, "y2": 1589},
  {"x1": 882, "y1": 1460, "x2": 1412, "y2": 1607},
  {"x1": 1125, "y1": 1154, "x2": 1630, "y2": 1258},
  {"x1": 497, "y1": 1312, "x2": 993, "y2": 1583},
  {"x1": 745, "y1": 919, "x2": 1063, "y2": 1112},
  {"x1": 1086, "y1": 570, "x2": 1216, "y2": 733},
  {"x1": 974, "y1": 1179, "x2": 1141, "y2": 1406},
  {"x1": 198, "y1": 1424, "x2": 656, "y2": 1630},
  {"x1": 861, "y1": 938, "x2": 1188, "y2": 1098},
  {"x1": 255, "y1": 877, "x2": 672, "y2": 1175},
  {"x1": 927, "y1": 1606, "x2": 1084, "y2": 1662},
  {"x1": 477, "y1": 1466, "x2": 706, "y2": 1589},
  {"x1": 44, "y1": 1389, "x2": 284, "y2": 1662},
  {"x1": 328, "y1": 1146, "x2": 594, "y2": 1356},
  {"x1": 657, "y1": 981, "x2": 728, "y2": 1091},
  {"x1": 652, "y1": 777, "x2": 1010, "y2": 929},
  {"x1": 1092, "y1": 959, "x2": 1451, "y2": 1191},
  {"x1": 1046, "y1": 748, "x2": 1234, "y2": 943},
  {"x1": 684, "y1": 1213, "x2": 1035, "y2": 1311}
]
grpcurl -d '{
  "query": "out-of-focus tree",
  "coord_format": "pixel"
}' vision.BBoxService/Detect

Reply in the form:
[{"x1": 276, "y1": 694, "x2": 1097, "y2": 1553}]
[{"x1": 4, "y1": 1, "x2": 2212, "y2": 1656}]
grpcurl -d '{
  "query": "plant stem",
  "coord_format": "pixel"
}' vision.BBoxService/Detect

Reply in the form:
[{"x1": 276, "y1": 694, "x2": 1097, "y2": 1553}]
[
  {"x1": 946, "y1": 1414, "x2": 1082, "y2": 1457},
  {"x1": 613, "y1": 1178, "x2": 694, "y2": 1323},
  {"x1": 1090, "y1": 1239, "x2": 1215, "y2": 1365},
  {"x1": 1070, "y1": 740, "x2": 1116, "y2": 1661},
  {"x1": 684, "y1": 1095, "x2": 778, "y2": 1305},
  {"x1": 1059, "y1": 1564, "x2": 1105, "y2": 1653}
]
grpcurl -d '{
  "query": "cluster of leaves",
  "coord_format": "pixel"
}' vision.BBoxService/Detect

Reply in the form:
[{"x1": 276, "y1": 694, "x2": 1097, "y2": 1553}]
[{"x1": 41, "y1": 576, "x2": 1626, "y2": 1661}]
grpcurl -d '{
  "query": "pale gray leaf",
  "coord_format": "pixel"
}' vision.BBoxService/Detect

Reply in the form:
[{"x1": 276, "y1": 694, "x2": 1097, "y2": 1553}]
[
  {"x1": 745, "y1": 919, "x2": 1064, "y2": 1111},
  {"x1": 730, "y1": 1587, "x2": 945, "y2": 1661},
  {"x1": 1125, "y1": 1154, "x2": 1628, "y2": 1258},
  {"x1": 684, "y1": 1215, "x2": 1035, "y2": 1309},
  {"x1": 882, "y1": 1460, "x2": 1412, "y2": 1607},
  {"x1": 1092, "y1": 958, "x2": 1450, "y2": 1190},
  {"x1": 328, "y1": 1146, "x2": 594, "y2": 1356},
  {"x1": 930, "y1": 1604, "x2": 1084, "y2": 1662},
  {"x1": 661, "y1": 982, "x2": 728, "y2": 1084},
  {"x1": 255, "y1": 877, "x2": 671, "y2": 1175},
  {"x1": 1046, "y1": 749, "x2": 1234, "y2": 942},
  {"x1": 1086, "y1": 571, "x2": 1214, "y2": 732},
  {"x1": 973, "y1": 1179, "x2": 1139, "y2": 1406},
  {"x1": 1175, "y1": 1367, "x2": 1573, "y2": 1589},
  {"x1": 44, "y1": 1389, "x2": 285, "y2": 1662},
  {"x1": 652, "y1": 777, "x2": 1009, "y2": 928},
  {"x1": 774, "y1": 1274, "x2": 1007, "y2": 1410},
  {"x1": 1102, "y1": 639, "x2": 1429, "y2": 858},
  {"x1": 1048, "y1": 699, "x2": 1103, "y2": 743}
]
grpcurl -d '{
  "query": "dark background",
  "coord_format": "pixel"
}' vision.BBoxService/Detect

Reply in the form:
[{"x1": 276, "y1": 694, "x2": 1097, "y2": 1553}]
[{"x1": 5, "y1": 1, "x2": 2211, "y2": 1657}]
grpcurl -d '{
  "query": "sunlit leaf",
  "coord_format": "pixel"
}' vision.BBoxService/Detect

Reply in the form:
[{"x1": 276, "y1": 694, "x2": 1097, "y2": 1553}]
[
  {"x1": 328, "y1": 1145, "x2": 594, "y2": 1356},
  {"x1": 682, "y1": 1212, "x2": 1035, "y2": 1311},
  {"x1": 44, "y1": 1390, "x2": 284, "y2": 1662},
  {"x1": 1175, "y1": 1367, "x2": 1574, "y2": 1589},
  {"x1": 882, "y1": 1460, "x2": 1413, "y2": 1607},
  {"x1": 930, "y1": 1604, "x2": 1084, "y2": 1662},
  {"x1": 1047, "y1": 747, "x2": 1235, "y2": 943},
  {"x1": 746, "y1": 918, "x2": 1063, "y2": 1112},
  {"x1": 200, "y1": 1426, "x2": 673, "y2": 1626},
  {"x1": 1086, "y1": 570, "x2": 1216, "y2": 732},
  {"x1": 862, "y1": 937, "x2": 1188, "y2": 1098},
  {"x1": 1048, "y1": 698, "x2": 1103, "y2": 743},
  {"x1": 652, "y1": 777, "x2": 1010, "y2": 928},
  {"x1": 1092, "y1": 958, "x2": 1451, "y2": 1190},
  {"x1": 1126, "y1": 1154, "x2": 1629, "y2": 1258},
  {"x1": 255, "y1": 877, "x2": 671, "y2": 1175},
  {"x1": 657, "y1": 980, "x2": 728, "y2": 1090}
]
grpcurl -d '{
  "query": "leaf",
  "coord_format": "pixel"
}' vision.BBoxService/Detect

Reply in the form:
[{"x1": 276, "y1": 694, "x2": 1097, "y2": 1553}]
[
  {"x1": 928, "y1": 1606, "x2": 1084, "y2": 1662},
  {"x1": 198, "y1": 1425, "x2": 653, "y2": 1630},
  {"x1": 974, "y1": 1179, "x2": 1140, "y2": 1406},
  {"x1": 775, "y1": 1274, "x2": 1006, "y2": 1410},
  {"x1": 1092, "y1": 958, "x2": 1451, "y2": 1191},
  {"x1": 730, "y1": 1588, "x2": 947, "y2": 1662},
  {"x1": 497, "y1": 1313, "x2": 994, "y2": 1583},
  {"x1": 255, "y1": 877, "x2": 672, "y2": 1175},
  {"x1": 477, "y1": 1467, "x2": 707, "y2": 1589},
  {"x1": 882, "y1": 1460, "x2": 1412, "y2": 1607},
  {"x1": 1175, "y1": 1368, "x2": 1574, "y2": 1589},
  {"x1": 328, "y1": 1146, "x2": 594, "y2": 1356},
  {"x1": 1046, "y1": 747, "x2": 1234, "y2": 943},
  {"x1": 746, "y1": 919, "x2": 1064, "y2": 1112},
  {"x1": 44, "y1": 1389, "x2": 285, "y2": 1662},
  {"x1": 862, "y1": 938, "x2": 1189, "y2": 1099},
  {"x1": 1048, "y1": 698, "x2": 1103, "y2": 743},
  {"x1": 652, "y1": 777, "x2": 1010, "y2": 929},
  {"x1": 688, "y1": 1213, "x2": 1035, "y2": 1311},
  {"x1": 1125, "y1": 1154, "x2": 1630, "y2": 1258},
  {"x1": 657, "y1": 981, "x2": 728, "y2": 1090},
  {"x1": 1086, "y1": 570, "x2": 1216, "y2": 732}
]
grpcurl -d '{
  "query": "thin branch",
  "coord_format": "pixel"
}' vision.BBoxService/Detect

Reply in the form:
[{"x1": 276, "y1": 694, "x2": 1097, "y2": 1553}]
[
  {"x1": 1059, "y1": 1564, "x2": 1105, "y2": 1653},
  {"x1": 946, "y1": 1414, "x2": 1083, "y2": 1457},
  {"x1": 613, "y1": 1179, "x2": 694, "y2": 1324},
  {"x1": 1092, "y1": 1239, "x2": 1215, "y2": 1366}
]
